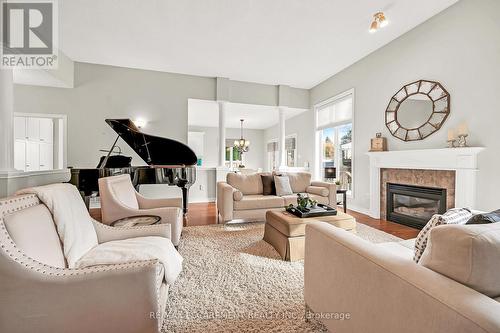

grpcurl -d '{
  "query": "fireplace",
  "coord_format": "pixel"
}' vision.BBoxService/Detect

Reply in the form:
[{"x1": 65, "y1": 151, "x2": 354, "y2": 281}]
[{"x1": 386, "y1": 183, "x2": 447, "y2": 229}]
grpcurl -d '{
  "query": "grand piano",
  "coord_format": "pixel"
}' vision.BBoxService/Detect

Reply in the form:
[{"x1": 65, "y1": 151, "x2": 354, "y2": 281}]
[{"x1": 69, "y1": 119, "x2": 197, "y2": 215}]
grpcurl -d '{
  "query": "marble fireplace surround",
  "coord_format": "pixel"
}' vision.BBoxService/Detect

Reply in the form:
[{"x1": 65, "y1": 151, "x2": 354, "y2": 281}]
[
  {"x1": 380, "y1": 169, "x2": 455, "y2": 220},
  {"x1": 366, "y1": 148, "x2": 484, "y2": 219}
]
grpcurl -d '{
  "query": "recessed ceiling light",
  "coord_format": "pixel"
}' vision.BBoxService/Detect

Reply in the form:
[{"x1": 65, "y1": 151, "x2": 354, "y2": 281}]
[{"x1": 369, "y1": 12, "x2": 389, "y2": 33}]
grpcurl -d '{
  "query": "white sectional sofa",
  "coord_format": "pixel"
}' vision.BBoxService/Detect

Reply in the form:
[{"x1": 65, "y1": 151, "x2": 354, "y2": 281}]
[{"x1": 304, "y1": 222, "x2": 500, "y2": 333}]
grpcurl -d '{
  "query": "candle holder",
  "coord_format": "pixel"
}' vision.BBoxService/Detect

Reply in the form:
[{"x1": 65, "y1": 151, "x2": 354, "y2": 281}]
[
  {"x1": 447, "y1": 139, "x2": 456, "y2": 148},
  {"x1": 457, "y1": 134, "x2": 468, "y2": 147}
]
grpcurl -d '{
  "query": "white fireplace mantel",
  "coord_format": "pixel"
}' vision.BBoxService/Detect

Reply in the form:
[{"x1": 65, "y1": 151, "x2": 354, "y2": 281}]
[{"x1": 366, "y1": 147, "x2": 485, "y2": 219}]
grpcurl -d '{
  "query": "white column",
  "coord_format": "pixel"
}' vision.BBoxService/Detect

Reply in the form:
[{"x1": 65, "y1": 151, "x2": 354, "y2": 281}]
[
  {"x1": 0, "y1": 69, "x2": 15, "y2": 172},
  {"x1": 278, "y1": 107, "x2": 286, "y2": 169},
  {"x1": 217, "y1": 100, "x2": 227, "y2": 168}
]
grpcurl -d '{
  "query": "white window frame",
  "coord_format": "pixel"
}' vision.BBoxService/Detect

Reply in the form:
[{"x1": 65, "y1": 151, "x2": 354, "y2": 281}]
[
  {"x1": 313, "y1": 89, "x2": 355, "y2": 198},
  {"x1": 266, "y1": 139, "x2": 279, "y2": 172},
  {"x1": 225, "y1": 139, "x2": 244, "y2": 169},
  {"x1": 285, "y1": 133, "x2": 298, "y2": 168},
  {"x1": 267, "y1": 133, "x2": 298, "y2": 171}
]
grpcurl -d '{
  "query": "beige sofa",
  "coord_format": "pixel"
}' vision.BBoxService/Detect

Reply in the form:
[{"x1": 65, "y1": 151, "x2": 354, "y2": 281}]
[
  {"x1": 217, "y1": 172, "x2": 336, "y2": 222},
  {"x1": 0, "y1": 193, "x2": 171, "y2": 333},
  {"x1": 304, "y1": 222, "x2": 500, "y2": 333}
]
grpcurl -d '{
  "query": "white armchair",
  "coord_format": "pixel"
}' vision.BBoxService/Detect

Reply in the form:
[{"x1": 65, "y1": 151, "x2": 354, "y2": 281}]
[
  {"x1": 98, "y1": 174, "x2": 184, "y2": 246},
  {"x1": 0, "y1": 193, "x2": 172, "y2": 333}
]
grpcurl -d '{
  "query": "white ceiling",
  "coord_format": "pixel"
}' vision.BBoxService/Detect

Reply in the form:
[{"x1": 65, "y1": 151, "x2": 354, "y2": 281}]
[
  {"x1": 188, "y1": 99, "x2": 307, "y2": 129},
  {"x1": 59, "y1": 0, "x2": 458, "y2": 89}
]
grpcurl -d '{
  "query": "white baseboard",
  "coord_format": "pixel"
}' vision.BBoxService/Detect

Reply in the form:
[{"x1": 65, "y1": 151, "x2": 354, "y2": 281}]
[
  {"x1": 345, "y1": 204, "x2": 371, "y2": 216},
  {"x1": 189, "y1": 197, "x2": 215, "y2": 204}
]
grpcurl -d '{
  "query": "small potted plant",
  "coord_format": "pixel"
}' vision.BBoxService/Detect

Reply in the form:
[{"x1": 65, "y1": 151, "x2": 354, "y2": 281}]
[{"x1": 296, "y1": 194, "x2": 318, "y2": 210}]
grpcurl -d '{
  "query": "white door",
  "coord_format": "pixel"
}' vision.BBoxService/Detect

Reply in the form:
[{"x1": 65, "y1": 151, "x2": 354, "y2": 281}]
[
  {"x1": 27, "y1": 118, "x2": 40, "y2": 141},
  {"x1": 26, "y1": 142, "x2": 40, "y2": 172},
  {"x1": 14, "y1": 117, "x2": 27, "y2": 140},
  {"x1": 39, "y1": 143, "x2": 53, "y2": 171},
  {"x1": 14, "y1": 140, "x2": 26, "y2": 171},
  {"x1": 39, "y1": 118, "x2": 53, "y2": 143}
]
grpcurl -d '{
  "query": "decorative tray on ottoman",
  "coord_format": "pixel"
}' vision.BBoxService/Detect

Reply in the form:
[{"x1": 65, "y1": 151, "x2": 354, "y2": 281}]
[{"x1": 286, "y1": 204, "x2": 337, "y2": 218}]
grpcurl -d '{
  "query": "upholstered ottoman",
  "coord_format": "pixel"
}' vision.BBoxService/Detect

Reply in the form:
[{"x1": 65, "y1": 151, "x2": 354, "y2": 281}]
[{"x1": 264, "y1": 210, "x2": 357, "y2": 261}]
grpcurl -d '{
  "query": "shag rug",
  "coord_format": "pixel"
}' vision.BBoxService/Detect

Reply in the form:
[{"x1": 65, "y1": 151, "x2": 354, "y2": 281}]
[{"x1": 162, "y1": 222, "x2": 402, "y2": 332}]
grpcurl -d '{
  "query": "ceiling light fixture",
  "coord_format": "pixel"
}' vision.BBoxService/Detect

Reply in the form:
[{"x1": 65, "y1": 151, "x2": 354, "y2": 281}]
[
  {"x1": 369, "y1": 12, "x2": 388, "y2": 33},
  {"x1": 234, "y1": 119, "x2": 250, "y2": 153},
  {"x1": 133, "y1": 118, "x2": 147, "y2": 128}
]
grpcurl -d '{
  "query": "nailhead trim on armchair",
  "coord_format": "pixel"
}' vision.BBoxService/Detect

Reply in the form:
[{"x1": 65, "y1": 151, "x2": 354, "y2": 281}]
[{"x1": 0, "y1": 194, "x2": 166, "y2": 331}]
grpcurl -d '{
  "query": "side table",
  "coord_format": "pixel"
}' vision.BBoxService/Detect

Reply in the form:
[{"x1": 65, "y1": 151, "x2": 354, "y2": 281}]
[
  {"x1": 337, "y1": 189, "x2": 348, "y2": 213},
  {"x1": 110, "y1": 215, "x2": 161, "y2": 227}
]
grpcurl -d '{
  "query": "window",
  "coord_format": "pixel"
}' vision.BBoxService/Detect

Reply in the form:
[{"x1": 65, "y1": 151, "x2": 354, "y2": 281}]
[
  {"x1": 225, "y1": 139, "x2": 242, "y2": 169},
  {"x1": 285, "y1": 135, "x2": 297, "y2": 168},
  {"x1": 267, "y1": 134, "x2": 298, "y2": 171},
  {"x1": 267, "y1": 141, "x2": 279, "y2": 171},
  {"x1": 315, "y1": 90, "x2": 354, "y2": 195},
  {"x1": 316, "y1": 95, "x2": 352, "y2": 128}
]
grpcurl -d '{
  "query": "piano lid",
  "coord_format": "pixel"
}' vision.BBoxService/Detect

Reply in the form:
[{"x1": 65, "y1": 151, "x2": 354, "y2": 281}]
[{"x1": 105, "y1": 119, "x2": 197, "y2": 167}]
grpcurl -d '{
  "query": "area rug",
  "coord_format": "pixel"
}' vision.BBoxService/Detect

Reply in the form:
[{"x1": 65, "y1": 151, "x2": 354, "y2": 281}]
[{"x1": 162, "y1": 222, "x2": 402, "y2": 332}]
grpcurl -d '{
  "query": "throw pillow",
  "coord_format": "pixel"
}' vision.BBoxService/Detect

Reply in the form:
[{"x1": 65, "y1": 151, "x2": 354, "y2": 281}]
[
  {"x1": 274, "y1": 176, "x2": 293, "y2": 197},
  {"x1": 278, "y1": 172, "x2": 311, "y2": 193},
  {"x1": 413, "y1": 208, "x2": 472, "y2": 263},
  {"x1": 261, "y1": 174, "x2": 276, "y2": 195},
  {"x1": 419, "y1": 223, "x2": 500, "y2": 298},
  {"x1": 466, "y1": 209, "x2": 500, "y2": 224}
]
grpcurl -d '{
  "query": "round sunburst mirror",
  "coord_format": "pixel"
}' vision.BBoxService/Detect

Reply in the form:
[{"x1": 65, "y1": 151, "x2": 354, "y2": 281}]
[{"x1": 385, "y1": 80, "x2": 450, "y2": 141}]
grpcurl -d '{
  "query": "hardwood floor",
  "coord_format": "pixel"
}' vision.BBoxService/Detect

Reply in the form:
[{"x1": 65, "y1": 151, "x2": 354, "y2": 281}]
[
  {"x1": 346, "y1": 209, "x2": 420, "y2": 240},
  {"x1": 186, "y1": 202, "x2": 419, "y2": 240},
  {"x1": 92, "y1": 202, "x2": 420, "y2": 240},
  {"x1": 186, "y1": 202, "x2": 218, "y2": 226}
]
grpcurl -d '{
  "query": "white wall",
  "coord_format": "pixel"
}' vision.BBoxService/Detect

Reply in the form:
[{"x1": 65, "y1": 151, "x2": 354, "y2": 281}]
[
  {"x1": 14, "y1": 62, "x2": 309, "y2": 169},
  {"x1": 229, "y1": 80, "x2": 278, "y2": 107},
  {"x1": 310, "y1": 0, "x2": 500, "y2": 212},
  {"x1": 188, "y1": 125, "x2": 266, "y2": 169},
  {"x1": 14, "y1": 0, "x2": 499, "y2": 210},
  {"x1": 14, "y1": 62, "x2": 216, "y2": 168},
  {"x1": 14, "y1": 50, "x2": 75, "y2": 88},
  {"x1": 12, "y1": 62, "x2": 309, "y2": 203}
]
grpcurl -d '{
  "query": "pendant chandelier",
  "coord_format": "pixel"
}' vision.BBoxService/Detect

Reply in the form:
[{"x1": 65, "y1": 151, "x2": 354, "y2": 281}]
[{"x1": 234, "y1": 119, "x2": 250, "y2": 153}]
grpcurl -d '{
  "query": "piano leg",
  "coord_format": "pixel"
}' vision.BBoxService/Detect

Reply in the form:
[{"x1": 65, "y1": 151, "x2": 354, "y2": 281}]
[{"x1": 181, "y1": 187, "x2": 189, "y2": 216}]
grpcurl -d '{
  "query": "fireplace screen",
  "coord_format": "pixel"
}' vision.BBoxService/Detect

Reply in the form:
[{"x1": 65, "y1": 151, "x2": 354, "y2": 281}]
[{"x1": 387, "y1": 183, "x2": 447, "y2": 229}]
